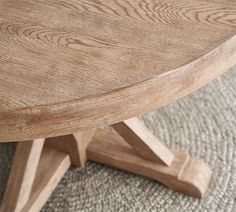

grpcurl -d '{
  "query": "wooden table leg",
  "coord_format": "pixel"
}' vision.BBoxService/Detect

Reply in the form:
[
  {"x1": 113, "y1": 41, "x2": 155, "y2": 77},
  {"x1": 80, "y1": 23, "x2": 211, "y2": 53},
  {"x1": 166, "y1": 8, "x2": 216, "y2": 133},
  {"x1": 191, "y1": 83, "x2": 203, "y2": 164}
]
[
  {"x1": 112, "y1": 117, "x2": 174, "y2": 166},
  {"x1": 87, "y1": 118, "x2": 213, "y2": 198},
  {"x1": 0, "y1": 139, "x2": 44, "y2": 212},
  {"x1": 45, "y1": 129, "x2": 96, "y2": 166},
  {"x1": 0, "y1": 140, "x2": 71, "y2": 212},
  {"x1": 22, "y1": 148, "x2": 71, "y2": 212},
  {"x1": 0, "y1": 118, "x2": 213, "y2": 212},
  {"x1": 0, "y1": 129, "x2": 95, "y2": 212}
]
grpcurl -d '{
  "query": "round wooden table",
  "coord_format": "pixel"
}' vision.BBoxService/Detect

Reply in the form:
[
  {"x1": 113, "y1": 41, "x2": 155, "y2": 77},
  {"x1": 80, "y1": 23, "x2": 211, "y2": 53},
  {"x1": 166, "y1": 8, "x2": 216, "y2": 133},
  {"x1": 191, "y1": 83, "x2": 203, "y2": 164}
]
[{"x1": 0, "y1": 0, "x2": 236, "y2": 211}]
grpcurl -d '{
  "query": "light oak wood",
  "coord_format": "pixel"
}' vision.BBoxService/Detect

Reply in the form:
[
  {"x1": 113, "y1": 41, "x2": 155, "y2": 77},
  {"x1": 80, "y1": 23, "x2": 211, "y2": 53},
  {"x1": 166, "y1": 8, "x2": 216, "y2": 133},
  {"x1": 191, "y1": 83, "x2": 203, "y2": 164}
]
[
  {"x1": 0, "y1": 0, "x2": 232, "y2": 206},
  {"x1": 0, "y1": 139, "x2": 45, "y2": 212},
  {"x1": 112, "y1": 118, "x2": 174, "y2": 166},
  {"x1": 0, "y1": 0, "x2": 236, "y2": 142},
  {"x1": 46, "y1": 129, "x2": 95, "y2": 166},
  {"x1": 0, "y1": 122, "x2": 213, "y2": 212},
  {"x1": 22, "y1": 148, "x2": 71, "y2": 212},
  {"x1": 73, "y1": 129, "x2": 96, "y2": 166},
  {"x1": 87, "y1": 129, "x2": 213, "y2": 198},
  {"x1": 0, "y1": 144, "x2": 70, "y2": 212}
]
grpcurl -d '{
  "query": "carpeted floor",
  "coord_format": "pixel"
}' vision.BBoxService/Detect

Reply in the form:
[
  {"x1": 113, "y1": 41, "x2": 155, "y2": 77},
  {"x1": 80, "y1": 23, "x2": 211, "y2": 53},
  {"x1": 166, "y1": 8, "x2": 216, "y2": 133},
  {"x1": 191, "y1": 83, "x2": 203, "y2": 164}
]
[{"x1": 1, "y1": 66, "x2": 236, "y2": 212}]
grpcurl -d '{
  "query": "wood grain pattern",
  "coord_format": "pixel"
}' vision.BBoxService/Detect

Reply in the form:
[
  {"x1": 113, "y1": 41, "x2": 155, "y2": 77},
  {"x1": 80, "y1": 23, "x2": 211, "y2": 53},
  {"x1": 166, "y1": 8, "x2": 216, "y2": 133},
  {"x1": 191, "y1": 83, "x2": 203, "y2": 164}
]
[
  {"x1": 0, "y1": 139, "x2": 45, "y2": 212},
  {"x1": 112, "y1": 118, "x2": 174, "y2": 166},
  {"x1": 22, "y1": 147, "x2": 71, "y2": 212},
  {"x1": 45, "y1": 129, "x2": 95, "y2": 166},
  {"x1": 87, "y1": 129, "x2": 213, "y2": 198},
  {"x1": 0, "y1": 0, "x2": 236, "y2": 141}
]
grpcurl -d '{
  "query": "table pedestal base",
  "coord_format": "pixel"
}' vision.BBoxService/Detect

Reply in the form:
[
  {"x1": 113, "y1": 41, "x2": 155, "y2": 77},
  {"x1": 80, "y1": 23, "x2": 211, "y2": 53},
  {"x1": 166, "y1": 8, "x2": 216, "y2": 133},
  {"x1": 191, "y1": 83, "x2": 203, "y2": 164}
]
[{"x1": 0, "y1": 118, "x2": 212, "y2": 212}]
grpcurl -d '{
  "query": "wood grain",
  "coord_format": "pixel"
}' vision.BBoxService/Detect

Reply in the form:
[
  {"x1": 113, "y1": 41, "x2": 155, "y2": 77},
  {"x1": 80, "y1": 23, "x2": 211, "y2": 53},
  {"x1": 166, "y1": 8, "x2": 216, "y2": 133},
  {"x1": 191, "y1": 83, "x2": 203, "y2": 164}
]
[
  {"x1": 45, "y1": 129, "x2": 96, "y2": 166},
  {"x1": 87, "y1": 129, "x2": 212, "y2": 198},
  {"x1": 0, "y1": 139, "x2": 45, "y2": 212},
  {"x1": 112, "y1": 118, "x2": 174, "y2": 166},
  {"x1": 22, "y1": 147, "x2": 71, "y2": 212},
  {"x1": 0, "y1": 0, "x2": 236, "y2": 142}
]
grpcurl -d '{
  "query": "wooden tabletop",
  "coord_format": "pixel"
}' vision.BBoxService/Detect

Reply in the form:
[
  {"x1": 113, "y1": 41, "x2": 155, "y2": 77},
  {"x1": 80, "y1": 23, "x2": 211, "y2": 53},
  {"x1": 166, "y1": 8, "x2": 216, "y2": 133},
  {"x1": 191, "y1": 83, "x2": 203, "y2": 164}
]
[{"x1": 0, "y1": 0, "x2": 236, "y2": 142}]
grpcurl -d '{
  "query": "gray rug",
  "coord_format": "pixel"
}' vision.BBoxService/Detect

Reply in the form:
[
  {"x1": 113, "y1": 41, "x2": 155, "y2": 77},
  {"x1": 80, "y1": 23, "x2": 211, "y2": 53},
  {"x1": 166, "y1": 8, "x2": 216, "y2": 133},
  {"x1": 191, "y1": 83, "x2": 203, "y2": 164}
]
[{"x1": 1, "y1": 66, "x2": 236, "y2": 212}]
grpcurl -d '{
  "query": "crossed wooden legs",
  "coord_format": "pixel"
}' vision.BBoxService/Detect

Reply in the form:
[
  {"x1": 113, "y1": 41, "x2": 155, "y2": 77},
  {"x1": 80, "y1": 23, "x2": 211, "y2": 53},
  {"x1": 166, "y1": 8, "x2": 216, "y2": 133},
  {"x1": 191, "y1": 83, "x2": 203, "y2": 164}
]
[{"x1": 0, "y1": 118, "x2": 212, "y2": 212}]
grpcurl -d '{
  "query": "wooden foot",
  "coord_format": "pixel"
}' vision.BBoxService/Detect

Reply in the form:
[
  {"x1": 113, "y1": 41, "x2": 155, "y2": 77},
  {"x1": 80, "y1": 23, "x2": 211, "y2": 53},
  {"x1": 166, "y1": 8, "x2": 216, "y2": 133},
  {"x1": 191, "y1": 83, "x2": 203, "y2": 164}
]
[{"x1": 87, "y1": 128, "x2": 213, "y2": 198}]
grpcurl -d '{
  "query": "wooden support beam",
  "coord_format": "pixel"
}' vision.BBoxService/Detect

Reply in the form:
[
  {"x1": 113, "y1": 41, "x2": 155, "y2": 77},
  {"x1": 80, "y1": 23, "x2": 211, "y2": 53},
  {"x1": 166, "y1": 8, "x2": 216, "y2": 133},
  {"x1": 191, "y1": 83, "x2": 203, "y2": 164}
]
[
  {"x1": 112, "y1": 118, "x2": 174, "y2": 166},
  {"x1": 45, "y1": 129, "x2": 95, "y2": 167},
  {"x1": 22, "y1": 148, "x2": 71, "y2": 212},
  {"x1": 0, "y1": 139, "x2": 45, "y2": 212},
  {"x1": 0, "y1": 122, "x2": 213, "y2": 212},
  {"x1": 87, "y1": 129, "x2": 213, "y2": 198},
  {"x1": 73, "y1": 129, "x2": 96, "y2": 166}
]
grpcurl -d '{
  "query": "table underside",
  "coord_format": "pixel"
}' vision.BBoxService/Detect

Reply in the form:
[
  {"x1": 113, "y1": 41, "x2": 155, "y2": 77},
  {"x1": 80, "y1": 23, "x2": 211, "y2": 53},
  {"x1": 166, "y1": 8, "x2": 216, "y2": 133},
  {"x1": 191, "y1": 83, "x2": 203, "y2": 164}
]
[{"x1": 0, "y1": 117, "x2": 212, "y2": 212}]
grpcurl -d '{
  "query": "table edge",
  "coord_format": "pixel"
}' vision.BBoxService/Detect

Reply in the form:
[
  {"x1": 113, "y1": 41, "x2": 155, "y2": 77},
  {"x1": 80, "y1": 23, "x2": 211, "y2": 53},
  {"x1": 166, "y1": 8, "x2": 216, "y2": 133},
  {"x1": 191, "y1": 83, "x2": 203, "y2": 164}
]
[{"x1": 1, "y1": 35, "x2": 236, "y2": 142}]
